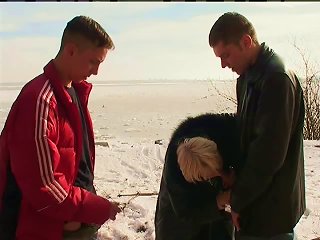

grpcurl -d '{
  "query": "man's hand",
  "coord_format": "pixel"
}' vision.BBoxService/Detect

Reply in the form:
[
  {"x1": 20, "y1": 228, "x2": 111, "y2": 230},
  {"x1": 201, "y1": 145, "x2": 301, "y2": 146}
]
[
  {"x1": 63, "y1": 221, "x2": 81, "y2": 231},
  {"x1": 222, "y1": 168, "x2": 236, "y2": 189},
  {"x1": 108, "y1": 201, "x2": 122, "y2": 221},
  {"x1": 231, "y1": 210, "x2": 241, "y2": 231},
  {"x1": 216, "y1": 190, "x2": 231, "y2": 210}
]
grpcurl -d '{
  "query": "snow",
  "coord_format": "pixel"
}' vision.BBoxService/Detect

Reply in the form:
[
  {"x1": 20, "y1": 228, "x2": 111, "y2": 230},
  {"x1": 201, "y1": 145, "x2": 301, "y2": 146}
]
[{"x1": 0, "y1": 81, "x2": 319, "y2": 239}]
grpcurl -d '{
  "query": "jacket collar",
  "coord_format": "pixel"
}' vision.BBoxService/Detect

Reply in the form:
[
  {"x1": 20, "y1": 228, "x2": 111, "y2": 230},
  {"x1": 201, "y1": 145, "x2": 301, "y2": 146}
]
[
  {"x1": 43, "y1": 60, "x2": 92, "y2": 106},
  {"x1": 241, "y1": 42, "x2": 274, "y2": 85}
]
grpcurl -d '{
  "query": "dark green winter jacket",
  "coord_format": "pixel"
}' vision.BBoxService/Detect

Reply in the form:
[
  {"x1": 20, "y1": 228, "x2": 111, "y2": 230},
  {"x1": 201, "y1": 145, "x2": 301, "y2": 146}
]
[{"x1": 231, "y1": 43, "x2": 306, "y2": 237}]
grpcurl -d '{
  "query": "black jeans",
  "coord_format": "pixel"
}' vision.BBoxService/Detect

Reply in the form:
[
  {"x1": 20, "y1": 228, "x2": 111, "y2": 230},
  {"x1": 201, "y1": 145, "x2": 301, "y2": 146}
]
[{"x1": 237, "y1": 232, "x2": 295, "y2": 240}]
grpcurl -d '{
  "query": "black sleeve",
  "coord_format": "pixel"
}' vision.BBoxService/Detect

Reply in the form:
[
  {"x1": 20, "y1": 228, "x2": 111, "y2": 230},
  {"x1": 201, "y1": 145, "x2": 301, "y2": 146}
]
[{"x1": 231, "y1": 73, "x2": 296, "y2": 213}]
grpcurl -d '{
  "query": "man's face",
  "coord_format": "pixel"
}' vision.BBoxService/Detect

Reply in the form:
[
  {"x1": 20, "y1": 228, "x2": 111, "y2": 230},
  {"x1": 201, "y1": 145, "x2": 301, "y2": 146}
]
[
  {"x1": 213, "y1": 40, "x2": 249, "y2": 76},
  {"x1": 70, "y1": 45, "x2": 108, "y2": 83}
]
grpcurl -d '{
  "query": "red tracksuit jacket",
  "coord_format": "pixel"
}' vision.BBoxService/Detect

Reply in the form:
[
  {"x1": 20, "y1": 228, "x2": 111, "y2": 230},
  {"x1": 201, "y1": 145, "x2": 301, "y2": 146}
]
[{"x1": 0, "y1": 60, "x2": 112, "y2": 240}]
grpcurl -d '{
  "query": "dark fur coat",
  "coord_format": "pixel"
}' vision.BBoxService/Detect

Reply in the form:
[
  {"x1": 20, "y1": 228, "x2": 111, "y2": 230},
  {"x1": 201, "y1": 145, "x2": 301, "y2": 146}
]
[{"x1": 155, "y1": 113, "x2": 240, "y2": 240}]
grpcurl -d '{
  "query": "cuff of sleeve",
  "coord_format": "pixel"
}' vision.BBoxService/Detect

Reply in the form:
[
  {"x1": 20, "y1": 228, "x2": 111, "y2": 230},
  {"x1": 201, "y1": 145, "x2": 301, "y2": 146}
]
[{"x1": 72, "y1": 191, "x2": 111, "y2": 225}]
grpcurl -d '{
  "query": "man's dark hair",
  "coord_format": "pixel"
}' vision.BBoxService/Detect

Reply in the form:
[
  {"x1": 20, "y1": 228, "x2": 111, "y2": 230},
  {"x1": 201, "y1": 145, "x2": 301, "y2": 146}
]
[
  {"x1": 209, "y1": 12, "x2": 258, "y2": 48},
  {"x1": 60, "y1": 15, "x2": 115, "y2": 51}
]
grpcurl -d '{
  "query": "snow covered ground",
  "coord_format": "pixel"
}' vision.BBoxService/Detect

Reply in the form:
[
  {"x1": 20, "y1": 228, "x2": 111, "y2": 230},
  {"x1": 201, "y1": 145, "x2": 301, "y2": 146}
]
[{"x1": 0, "y1": 81, "x2": 319, "y2": 239}]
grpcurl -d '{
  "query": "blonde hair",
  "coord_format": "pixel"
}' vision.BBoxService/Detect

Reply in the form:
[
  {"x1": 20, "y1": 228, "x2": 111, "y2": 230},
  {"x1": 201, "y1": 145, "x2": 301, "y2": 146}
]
[{"x1": 177, "y1": 137, "x2": 223, "y2": 183}]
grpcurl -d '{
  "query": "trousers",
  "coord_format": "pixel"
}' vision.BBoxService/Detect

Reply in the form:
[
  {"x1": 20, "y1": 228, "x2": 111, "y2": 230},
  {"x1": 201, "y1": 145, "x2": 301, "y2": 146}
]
[{"x1": 236, "y1": 232, "x2": 295, "y2": 240}]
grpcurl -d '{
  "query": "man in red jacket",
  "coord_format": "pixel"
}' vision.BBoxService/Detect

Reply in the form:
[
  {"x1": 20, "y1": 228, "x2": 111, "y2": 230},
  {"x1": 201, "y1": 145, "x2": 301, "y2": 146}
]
[{"x1": 0, "y1": 16, "x2": 121, "y2": 240}]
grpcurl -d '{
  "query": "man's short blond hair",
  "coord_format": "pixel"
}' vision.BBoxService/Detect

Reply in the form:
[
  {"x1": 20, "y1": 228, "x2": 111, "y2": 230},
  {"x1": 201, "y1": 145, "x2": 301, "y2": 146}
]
[
  {"x1": 177, "y1": 137, "x2": 223, "y2": 183},
  {"x1": 60, "y1": 16, "x2": 115, "y2": 52}
]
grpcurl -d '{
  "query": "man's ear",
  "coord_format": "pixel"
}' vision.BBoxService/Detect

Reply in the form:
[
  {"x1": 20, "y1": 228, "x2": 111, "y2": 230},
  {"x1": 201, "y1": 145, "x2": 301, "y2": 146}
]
[
  {"x1": 64, "y1": 42, "x2": 77, "y2": 57},
  {"x1": 241, "y1": 34, "x2": 253, "y2": 49}
]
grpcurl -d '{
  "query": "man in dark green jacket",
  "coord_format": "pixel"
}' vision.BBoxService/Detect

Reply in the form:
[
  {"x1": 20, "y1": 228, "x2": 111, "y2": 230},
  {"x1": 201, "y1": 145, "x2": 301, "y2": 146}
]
[
  {"x1": 155, "y1": 113, "x2": 240, "y2": 240},
  {"x1": 208, "y1": 12, "x2": 306, "y2": 239}
]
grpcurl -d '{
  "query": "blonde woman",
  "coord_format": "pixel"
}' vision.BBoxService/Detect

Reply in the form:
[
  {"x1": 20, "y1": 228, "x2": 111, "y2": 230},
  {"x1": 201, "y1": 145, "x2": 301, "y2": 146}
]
[
  {"x1": 155, "y1": 113, "x2": 240, "y2": 240},
  {"x1": 177, "y1": 137, "x2": 235, "y2": 211}
]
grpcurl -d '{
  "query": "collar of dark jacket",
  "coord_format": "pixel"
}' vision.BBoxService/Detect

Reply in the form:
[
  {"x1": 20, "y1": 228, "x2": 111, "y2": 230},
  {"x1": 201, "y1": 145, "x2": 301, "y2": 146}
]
[{"x1": 240, "y1": 42, "x2": 275, "y2": 85}]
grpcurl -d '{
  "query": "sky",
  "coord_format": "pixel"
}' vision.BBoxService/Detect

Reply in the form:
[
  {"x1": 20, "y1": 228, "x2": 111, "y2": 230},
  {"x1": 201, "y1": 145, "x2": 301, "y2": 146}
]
[{"x1": 1, "y1": 2, "x2": 320, "y2": 83}]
